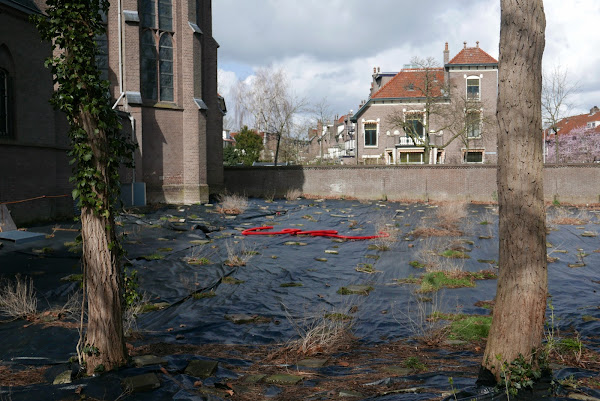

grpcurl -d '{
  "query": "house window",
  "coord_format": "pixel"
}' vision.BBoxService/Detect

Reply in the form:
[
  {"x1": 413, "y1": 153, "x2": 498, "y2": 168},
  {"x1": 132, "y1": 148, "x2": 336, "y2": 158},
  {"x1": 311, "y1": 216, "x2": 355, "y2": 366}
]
[
  {"x1": 364, "y1": 122, "x2": 377, "y2": 147},
  {"x1": 0, "y1": 69, "x2": 8, "y2": 138},
  {"x1": 141, "y1": 0, "x2": 174, "y2": 102},
  {"x1": 463, "y1": 150, "x2": 484, "y2": 163},
  {"x1": 398, "y1": 151, "x2": 424, "y2": 164},
  {"x1": 466, "y1": 110, "x2": 481, "y2": 138},
  {"x1": 467, "y1": 77, "x2": 480, "y2": 100},
  {"x1": 405, "y1": 113, "x2": 424, "y2": 138}
]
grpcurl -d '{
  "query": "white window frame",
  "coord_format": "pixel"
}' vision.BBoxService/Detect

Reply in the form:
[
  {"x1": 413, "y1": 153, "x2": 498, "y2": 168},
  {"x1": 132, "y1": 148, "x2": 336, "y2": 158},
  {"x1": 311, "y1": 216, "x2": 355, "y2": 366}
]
[
  {"x1": 404, "y1": 111, "x2": 425, "y2": 140},
  {"x1": 397, "y1": 148, "x2": 425, "y2": 164},
  {"x1": 462, "y1": 148, "x2": 485, "y2": 164},
  {"x1": 466, "y1": 109, "x2": 482, "y2": 139},
  {"x1": 363, "y1": 120, "x2": 379, "y2": 148},
  {"x1": 466, "y1": 75, "x2": 481, "y2": 101}
]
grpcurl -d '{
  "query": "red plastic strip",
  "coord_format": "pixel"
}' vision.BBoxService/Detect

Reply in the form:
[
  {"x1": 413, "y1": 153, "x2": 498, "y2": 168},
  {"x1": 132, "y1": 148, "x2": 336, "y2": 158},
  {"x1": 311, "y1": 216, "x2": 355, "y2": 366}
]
[{"x1": 241, "y1": 226, "x2": 389, "y2": 240}]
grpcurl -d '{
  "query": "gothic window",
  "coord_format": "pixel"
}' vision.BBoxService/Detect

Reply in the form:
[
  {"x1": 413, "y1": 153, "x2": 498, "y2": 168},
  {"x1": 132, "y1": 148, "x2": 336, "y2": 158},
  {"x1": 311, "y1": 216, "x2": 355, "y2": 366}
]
[
  {"x1": 0, "y1": 69, "x2": 9, "y2": 138},
  {"x1": 140, "y1": 0, "x2": 174, "y2": 102}
]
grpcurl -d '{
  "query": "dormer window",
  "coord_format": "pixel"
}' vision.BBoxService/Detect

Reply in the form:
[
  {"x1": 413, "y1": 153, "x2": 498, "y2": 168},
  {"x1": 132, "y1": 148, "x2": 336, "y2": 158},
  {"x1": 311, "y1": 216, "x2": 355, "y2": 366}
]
[
  {"x1": 407, "y1": 83, "x2": 414, "y2": 91},
  {"x1": 467, "y1": 77, "x2": 480, "y2": 100}
]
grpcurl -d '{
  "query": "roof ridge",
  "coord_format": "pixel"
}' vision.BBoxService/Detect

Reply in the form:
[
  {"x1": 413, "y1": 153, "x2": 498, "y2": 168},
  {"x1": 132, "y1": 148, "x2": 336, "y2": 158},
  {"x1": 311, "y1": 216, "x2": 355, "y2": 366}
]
[
  {"x1": 371, "y1": 71, "x2": 403, "y2": 98},
  {"x1": 448, "y1": 46, "x2": 498, "y2": 65}
]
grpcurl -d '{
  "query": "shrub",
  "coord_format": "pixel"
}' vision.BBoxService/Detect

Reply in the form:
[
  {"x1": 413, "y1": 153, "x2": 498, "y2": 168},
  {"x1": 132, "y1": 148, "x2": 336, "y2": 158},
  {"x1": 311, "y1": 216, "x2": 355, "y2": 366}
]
[{"x1": 285, "y1": 188, "x2": 302, "y2": 201}]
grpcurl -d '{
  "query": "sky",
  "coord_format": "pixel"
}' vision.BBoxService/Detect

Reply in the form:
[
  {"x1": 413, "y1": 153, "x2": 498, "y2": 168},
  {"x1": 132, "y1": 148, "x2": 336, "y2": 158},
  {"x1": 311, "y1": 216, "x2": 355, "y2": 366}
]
[{"x1": 214, "y1": 0, "x2": 600, "y2": 129}]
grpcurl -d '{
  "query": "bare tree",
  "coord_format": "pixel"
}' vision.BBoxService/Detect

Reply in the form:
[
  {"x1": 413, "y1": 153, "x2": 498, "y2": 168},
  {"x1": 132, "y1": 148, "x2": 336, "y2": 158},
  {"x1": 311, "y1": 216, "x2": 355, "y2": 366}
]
[
  {"x1": 542, "y1": 66, "x2": 579, "y2": 163},
  {"x1": 387, "y1": 57, "x2": 458, "y2": 164},
  {"x1": 480, "y1": 0, "x2": 547, "y2": 390},
  {"x1": 310, "y1": 97, "x2": 334, "y2": 162},
  {"x1": 237, "y1": 67, "x2": 304, "y2": 166}
]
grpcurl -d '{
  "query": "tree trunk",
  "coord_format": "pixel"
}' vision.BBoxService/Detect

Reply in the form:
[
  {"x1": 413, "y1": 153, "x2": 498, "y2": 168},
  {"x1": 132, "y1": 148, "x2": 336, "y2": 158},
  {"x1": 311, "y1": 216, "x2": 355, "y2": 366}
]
[
  {"x1": 78, "y1": 110, "x2": 127, "y2": 375},
  {"x1": 274, "y1": 133, "x2": 281, "y2": 166},
  {"x1": 554, "y1": 132, "x2": 560, "y2": 163},
  {"x1": 480, "y1": 0, "x2": 547, "y2": 384},
  {"x1": 81, "y1": 207, "x2": 126, "y2": 374}
]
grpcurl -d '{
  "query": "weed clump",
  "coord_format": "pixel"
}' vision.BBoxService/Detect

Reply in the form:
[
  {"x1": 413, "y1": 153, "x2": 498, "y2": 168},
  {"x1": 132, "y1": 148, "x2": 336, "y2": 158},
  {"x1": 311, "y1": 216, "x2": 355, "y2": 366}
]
[
  {"x1": 0, "y1": 275, "x2": 37, "y2": 319},
  {"x1": 397, "y1": 270, "x2": 497, "y2": 293},
  {"x1": 216, "y1": 194, "x2": 248, "y2": 215}
]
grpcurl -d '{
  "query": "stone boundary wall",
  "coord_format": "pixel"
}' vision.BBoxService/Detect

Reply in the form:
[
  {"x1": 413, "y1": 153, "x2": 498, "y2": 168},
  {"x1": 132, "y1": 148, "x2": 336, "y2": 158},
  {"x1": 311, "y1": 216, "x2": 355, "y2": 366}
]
[{"x1": 224, "y1": 164, "x2": 600, "y2": 205}]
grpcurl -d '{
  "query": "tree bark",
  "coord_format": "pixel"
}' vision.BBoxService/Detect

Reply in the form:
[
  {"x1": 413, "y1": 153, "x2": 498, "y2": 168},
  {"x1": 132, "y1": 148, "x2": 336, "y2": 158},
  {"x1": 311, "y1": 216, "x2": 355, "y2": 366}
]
[
  {"x1": 81, "y1": 207, "x2": 126, "y2": 374},
  {"x1": 480, "y1": 0, "x2": 547, "y2": 383},
  {"x1": 78, "y1": 110, "x2": 127, "y2": 375}
]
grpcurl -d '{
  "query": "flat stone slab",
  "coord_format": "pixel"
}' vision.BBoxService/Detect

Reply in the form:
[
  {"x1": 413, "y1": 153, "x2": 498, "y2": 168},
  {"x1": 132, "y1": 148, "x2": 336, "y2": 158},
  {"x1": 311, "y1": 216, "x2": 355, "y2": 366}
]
[
  {"x1": 382, "y1": 366, "x2": 413, "y2": 376},
  {"x1": 0, "y1": 230, "x2": 46, "y2": 244},
  {"x1": 184, "y1": 359, "x2": 218, "y2": 378},
  {"x1": 296, "y1": 358, "x2": 328, "y2": 368},
  {"x1": 264, "y1": 374, "x2": 303, "y2": 385},
  {"x1": 225, "y1": 314, "x2": 271, "y2": 324},
  {"x1": 52, "y1": 370, "x2": 72, "y2": 385},
  {"x1": 132, "y1": 355, "x2": 168, "y2": 367},
  {"x1": 339, "y1": 389, "x2": 364, "y2": 398},
  {"x1": 244, "y1": 374, "x2": 266, "y2": 383},
  {"x1": 338, "y1": 285, "x2": 373, "y2": 295},
  {"x1": 122, "y1": 373, "x2": 161, "y2": 393}
]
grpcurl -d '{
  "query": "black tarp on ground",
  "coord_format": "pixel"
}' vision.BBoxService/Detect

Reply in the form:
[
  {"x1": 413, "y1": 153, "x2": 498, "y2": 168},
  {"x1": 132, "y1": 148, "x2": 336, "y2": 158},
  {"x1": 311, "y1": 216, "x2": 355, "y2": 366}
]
[{"x1": 0, "y1": 200, "x2": 598, "y2": 400}]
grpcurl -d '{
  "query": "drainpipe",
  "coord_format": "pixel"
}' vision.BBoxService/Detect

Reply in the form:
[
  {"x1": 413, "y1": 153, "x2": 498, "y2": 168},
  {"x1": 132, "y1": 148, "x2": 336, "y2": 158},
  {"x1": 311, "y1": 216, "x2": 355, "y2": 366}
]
[{"x1": 112, "y1": 0, "x2": 124, "y2": 110}]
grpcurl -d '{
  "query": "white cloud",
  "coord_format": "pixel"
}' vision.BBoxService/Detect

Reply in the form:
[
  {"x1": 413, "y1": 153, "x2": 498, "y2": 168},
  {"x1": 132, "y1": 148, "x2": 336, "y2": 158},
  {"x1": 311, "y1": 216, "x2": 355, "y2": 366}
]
[{"x1": 215, "y1": 0, "x2": 600, "y2": 126}]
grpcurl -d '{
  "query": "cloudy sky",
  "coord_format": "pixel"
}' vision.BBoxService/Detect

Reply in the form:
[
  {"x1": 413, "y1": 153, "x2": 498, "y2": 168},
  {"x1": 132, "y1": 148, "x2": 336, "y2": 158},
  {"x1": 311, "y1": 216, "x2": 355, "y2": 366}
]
[{"x1": 214, "y1": 0, "x2": 600, "y2": 129}]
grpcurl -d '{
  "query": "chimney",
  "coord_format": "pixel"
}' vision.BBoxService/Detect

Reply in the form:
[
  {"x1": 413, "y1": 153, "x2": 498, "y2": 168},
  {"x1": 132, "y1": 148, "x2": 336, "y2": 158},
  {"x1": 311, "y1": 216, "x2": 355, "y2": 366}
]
[
  {"x1": 476, "y1": 41, "x2": 480, "y2": 48},
  {"x1": 373, "y1": 67, "x2": 376, "y2": 74},
  {"x1": 377, "y1": 66, "x2": 380, "y2": 73},
  {"x1": 590, "y1": 106, "x2": 599, "y2": 115},
  {"x1": 464, "y1": 41, "x2": 467, "y2": 49},
  {"x1": 443, "y1": 42, "x2": 449, "y2": 65}
]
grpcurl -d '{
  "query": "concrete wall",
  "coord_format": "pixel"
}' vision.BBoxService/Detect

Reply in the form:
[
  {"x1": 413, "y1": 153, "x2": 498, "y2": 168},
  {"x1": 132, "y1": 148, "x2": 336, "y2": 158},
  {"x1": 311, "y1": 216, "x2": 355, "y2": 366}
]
[{"x1": 224, "y1": 164, "x2": 600, "y2": 205}]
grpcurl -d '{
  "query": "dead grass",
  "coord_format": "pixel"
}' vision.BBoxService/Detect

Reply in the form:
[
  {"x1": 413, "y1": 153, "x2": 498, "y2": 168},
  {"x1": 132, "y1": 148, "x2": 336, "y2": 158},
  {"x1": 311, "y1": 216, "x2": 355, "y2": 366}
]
[
  {"x1": 0, "y1": 365, "x2": 48, "y2": 387},
  {"x1": 369, "y1": 214, "x2": 399, "y2": 250},
  {"x1": 216, "y1": 194, "x2": 248, "y2": 215},
  {"x1": 285, "y1": 188, "x2": 302, "y2": 201},
  {"x1": 413, "y1": 238, "x2": 466, "y2": 273},
  {"x1": 0, "y1": 275, "x2": 37, "y2": 320},
  {"x1": 549, "y1": 207, "x2": 592, "y2": 225},
  {"x1": 274, "y1": 305, "x2": 355, "y2": 358},
  {"x1": 436, "y1": 202, "x2": 468, "y2": 231},
  {"x1": 123, "y1": 292, "x2": 151, "y2": 337},
  {"x1": 395, "y1": 291, "x2": 451, "y2": 346},
  {"x1": 224, "y1": 240, "x2": 257, "y2": 267}
]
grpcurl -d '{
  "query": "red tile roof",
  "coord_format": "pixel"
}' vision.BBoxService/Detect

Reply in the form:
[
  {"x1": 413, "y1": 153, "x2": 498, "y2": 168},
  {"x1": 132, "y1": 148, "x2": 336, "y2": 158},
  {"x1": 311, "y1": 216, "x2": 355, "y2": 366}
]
[
  {"x1": 371, "y1": 69, "x2": 445, "y2": 99},
  {"x1": 448, "y1": 47, "x2": 498, "y2": 65},
  {"x1": 549, "y1": 108, "x2": 600, "y2": 136}
]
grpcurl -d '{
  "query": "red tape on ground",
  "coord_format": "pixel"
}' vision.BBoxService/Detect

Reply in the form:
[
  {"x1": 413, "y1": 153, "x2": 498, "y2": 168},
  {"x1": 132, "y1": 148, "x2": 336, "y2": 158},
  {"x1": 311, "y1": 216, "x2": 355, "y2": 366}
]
[{"x1": 241, "y1": 226, "x2": 389, "y2": 240}]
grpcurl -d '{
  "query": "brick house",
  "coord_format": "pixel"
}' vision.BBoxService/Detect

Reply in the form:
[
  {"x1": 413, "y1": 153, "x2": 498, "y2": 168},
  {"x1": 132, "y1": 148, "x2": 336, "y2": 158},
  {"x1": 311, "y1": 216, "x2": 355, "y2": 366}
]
[
  {"x1": 0, "y1": 0, "x2": 223, "y2": 223},
  {"x1": 351, "y1": 42, "x2": 498, "y2": 165},
  {"x1": 544, "y1": 106, "x2": 600, "y2": 163}
]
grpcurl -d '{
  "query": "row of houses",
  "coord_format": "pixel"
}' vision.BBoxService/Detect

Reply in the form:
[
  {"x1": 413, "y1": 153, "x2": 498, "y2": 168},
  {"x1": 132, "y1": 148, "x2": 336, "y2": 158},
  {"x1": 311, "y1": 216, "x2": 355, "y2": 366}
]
[
  {"x1": 1, "y1": 0, "x2": 224, "y2": 222},
  {"x1": 314, "y1": 42, "x2": 500, "y2": 165}
]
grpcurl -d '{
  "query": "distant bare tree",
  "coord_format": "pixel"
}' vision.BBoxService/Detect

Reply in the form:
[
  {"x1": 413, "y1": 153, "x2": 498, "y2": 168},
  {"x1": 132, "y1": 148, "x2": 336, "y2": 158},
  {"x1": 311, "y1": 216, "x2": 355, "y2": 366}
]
[
  {"x1": 542, "y1": 66, "x2": 579, "y2": 163},
  {"x1": 237, "y1": 67, "x2": 305, "y2": 166},
  {"x1": 310, "y1": 97, "x2": 334, "y2": 162}
]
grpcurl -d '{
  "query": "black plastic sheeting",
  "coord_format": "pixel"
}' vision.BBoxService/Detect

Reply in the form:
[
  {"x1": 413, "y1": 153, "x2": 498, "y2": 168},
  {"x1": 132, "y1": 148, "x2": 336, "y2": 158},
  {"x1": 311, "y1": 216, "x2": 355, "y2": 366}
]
[{"x1": 0, "y1": 199, "x2": 599, "y2": 400}]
